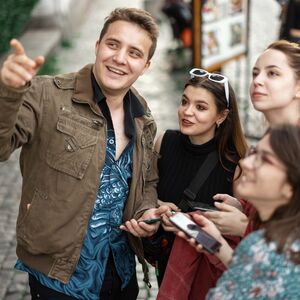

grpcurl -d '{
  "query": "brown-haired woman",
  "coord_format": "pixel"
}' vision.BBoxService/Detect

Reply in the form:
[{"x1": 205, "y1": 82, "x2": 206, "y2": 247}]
[
  {"x1": 203, "y1": 39, "x2": 300, "y2": 238},
  {"x1": 183, "y1": 124, "x2": 300, "y2": 299},
  {"x1": 144, "y1": 68, "x2": 247, "y2": 298}
]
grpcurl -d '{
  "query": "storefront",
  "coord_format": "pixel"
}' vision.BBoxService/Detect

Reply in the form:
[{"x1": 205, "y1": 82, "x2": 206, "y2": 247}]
[{"x1": 192, "y1": 0, "x2": 250, "y2": 71}]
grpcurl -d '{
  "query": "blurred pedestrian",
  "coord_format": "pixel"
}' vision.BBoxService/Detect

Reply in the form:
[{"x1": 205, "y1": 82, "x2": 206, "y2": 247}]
[
  {"x1": 145, "y1": 68, "x2": 247, "y2": 298},
  {"x1": 279, "y1": 0, "x2": 300, "y2": 44},
  {"x1": 0, "y1": 7, "x2": 168, "y2": 300},
  {"x1": 161, "y1": 0, "x2": 192, "y2": 48}
]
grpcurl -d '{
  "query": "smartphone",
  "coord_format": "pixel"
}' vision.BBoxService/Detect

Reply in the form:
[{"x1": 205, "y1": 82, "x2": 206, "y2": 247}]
[
  {"x1": 187, "y1": 201, "x2": 220, "y2": 212},
  {"x1": 138, "y1": 218, "x2": 161, "y2": 224},
  {"x1": 169, "y1": 212, "x2": 221, "y2": 253}
]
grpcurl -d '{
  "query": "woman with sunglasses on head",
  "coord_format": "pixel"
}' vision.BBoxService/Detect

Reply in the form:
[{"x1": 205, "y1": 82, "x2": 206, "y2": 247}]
[
  {"x1": 202, "y1": 40, "x2": 300, "y2": 239},
  {"x1": 143, "y1": 69, "x2": 247, "y2": 298},
  {"x1": 182, "y1": 124, "x2": 300, "y2": 299}
]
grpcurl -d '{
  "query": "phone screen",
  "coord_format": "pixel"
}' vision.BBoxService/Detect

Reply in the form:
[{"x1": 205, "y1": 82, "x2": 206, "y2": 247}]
[{"x1": 169, "y1": 212, "x2": 221, "y2": 253}]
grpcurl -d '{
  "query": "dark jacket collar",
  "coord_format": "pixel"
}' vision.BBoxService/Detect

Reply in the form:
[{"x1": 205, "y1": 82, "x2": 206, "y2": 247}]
[{"x1": 91, "y1": 71, "x2": 145, "y2": 119}]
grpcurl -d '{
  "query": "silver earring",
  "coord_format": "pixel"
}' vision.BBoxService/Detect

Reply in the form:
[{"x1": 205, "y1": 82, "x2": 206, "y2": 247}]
[{"x1": 216, "y1": 122, "x2": 220, "y2": 128}]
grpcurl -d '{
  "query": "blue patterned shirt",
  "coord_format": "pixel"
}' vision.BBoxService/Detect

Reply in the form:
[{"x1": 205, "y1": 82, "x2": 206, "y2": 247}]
[{"x1": 16, "y1": 129, "x2": 135, "y2": 299}]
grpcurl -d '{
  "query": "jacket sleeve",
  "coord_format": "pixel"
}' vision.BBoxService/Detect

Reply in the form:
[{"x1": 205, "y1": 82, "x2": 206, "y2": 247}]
[
  {"x1": 0, "y1": 77, "x2": 43, "y2": 161},
  {"x1": 143, "y1": 148, "x2": 159, "y2": 205},
  {"x1": 134, "y1": 120, "x2": 159, "y2": 219}
]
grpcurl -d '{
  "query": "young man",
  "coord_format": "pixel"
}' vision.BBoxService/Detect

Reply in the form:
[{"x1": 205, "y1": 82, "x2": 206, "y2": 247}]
[{"x1": 0, "y1": 7, "x2": 166, "y2": 300}]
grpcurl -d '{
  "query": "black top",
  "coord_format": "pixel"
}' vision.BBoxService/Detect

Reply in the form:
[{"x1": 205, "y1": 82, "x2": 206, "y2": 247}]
[{"x1": 157, "y1": 130, "x2": 237, "y2": 207}]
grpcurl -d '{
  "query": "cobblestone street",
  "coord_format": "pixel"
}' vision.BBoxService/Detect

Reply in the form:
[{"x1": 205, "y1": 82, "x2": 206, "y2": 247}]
[{"x1": 0, "y1": 0, "x2": 281, "y2": 299}]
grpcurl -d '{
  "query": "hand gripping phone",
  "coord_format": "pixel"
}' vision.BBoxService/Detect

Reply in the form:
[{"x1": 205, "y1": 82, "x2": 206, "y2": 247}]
[
  {"x1": 138, "y1": 218, "x2": 161, "y2": 224},
  {"x1": 169, "y1": 212, "x2": 221, "y2": 254},
  {"x1": 187, "y1": 201, "x2": 220, "y2": 212}
]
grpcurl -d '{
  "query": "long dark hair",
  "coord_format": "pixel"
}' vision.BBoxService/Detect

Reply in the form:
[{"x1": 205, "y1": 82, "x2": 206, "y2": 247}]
[
  {"x1": 262, "y1": 124, "x2": 300, "y2": 264},
  {"x1": 184, "y1": 76, "x2": 247, "y2": 172}
]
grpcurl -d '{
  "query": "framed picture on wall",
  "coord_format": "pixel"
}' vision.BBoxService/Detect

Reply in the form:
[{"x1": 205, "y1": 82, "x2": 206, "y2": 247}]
[{"x1": 192, "y1": 0, "x2": 249, "y2": 71}]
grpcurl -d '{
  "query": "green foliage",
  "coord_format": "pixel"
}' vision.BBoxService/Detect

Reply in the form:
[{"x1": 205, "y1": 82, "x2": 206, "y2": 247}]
[
  {"x1": 0, "y1": 0, "x2": 39, "y2": 54},
  {"x1": 38, "y1": 54, "x2": 59, "y2": 75},
  {"x1": 61, "y1": 39, "x2": 73, "y2": 49}
]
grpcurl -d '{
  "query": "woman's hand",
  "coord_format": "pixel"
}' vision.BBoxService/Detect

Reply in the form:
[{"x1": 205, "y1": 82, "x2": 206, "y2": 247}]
[
  {"x1": 213, "y1": 193, "x2": 243, "y2": 211},
  {"x1": 157, "y1": 199, "x2": 179, "y2": 212},
  {"x1": 176, "y1": 213, "x2": 223, "y2": 252},
  {"x1": 157, "y1": 199, "x2": 180, "y2": 232},
  {"x1": 177, "y1": 214, "x2": 234, "y2": 267},
  {"x1": 204, "y1": 201, "x2": 248, "y2": 237}
]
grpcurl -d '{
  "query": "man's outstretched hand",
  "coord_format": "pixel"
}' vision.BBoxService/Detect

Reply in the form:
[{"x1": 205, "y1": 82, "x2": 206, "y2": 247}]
[{"x1": 0, "y1": 39, "x2": 45, "y2": 88}]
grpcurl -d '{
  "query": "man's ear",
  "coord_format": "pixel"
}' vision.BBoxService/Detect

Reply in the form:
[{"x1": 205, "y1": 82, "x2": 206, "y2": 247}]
[
  {"x1": 95, "y1": 40, "x2": 100, "y2": 56},
  {"x1": 140, "y1": 60, "x2": 151, "y2": 76}
]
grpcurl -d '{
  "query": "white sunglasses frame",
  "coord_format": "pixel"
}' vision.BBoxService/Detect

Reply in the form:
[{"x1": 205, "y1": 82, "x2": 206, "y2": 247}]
[{"x1": 189, "y1": 68, "x2": 230, "y2": 108}]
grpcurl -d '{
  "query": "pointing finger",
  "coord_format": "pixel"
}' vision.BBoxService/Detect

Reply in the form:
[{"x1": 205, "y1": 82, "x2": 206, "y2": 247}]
[
  {"x1": 10, "y1": 39, "x2": 25, "y2": 56},
  {"x1": 34, "y1": 56, "x2": 45, "y2": 69}
]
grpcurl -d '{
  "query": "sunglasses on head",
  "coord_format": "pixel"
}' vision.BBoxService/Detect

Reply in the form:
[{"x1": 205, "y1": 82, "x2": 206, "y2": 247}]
[{"x1": 189, "y1": 68, "x2": 230, "y2": 108}]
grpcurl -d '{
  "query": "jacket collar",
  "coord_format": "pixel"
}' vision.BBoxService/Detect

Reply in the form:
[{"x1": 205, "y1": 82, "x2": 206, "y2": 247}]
[
  {"x1": 54, "y1": 64, "x2": 149, "y2": 120},
  {"x1": 91, "y1": 71, "x2": 145, "y2": 119}
]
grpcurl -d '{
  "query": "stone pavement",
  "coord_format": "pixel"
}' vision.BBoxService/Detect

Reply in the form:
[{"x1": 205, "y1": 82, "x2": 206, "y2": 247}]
[{"x1": 0, "y1": 0, "x2": 281, "y2": 299}]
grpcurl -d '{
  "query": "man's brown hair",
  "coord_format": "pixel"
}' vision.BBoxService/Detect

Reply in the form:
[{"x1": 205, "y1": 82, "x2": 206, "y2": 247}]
[{"x1": 99, "y1": 7, "x2": 159, "y2": 60}]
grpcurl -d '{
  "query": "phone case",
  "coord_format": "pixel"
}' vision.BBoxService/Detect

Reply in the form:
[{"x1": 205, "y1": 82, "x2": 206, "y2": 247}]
[{"x1": 169, "y1": 212, "x2": 221, "y2": 253}]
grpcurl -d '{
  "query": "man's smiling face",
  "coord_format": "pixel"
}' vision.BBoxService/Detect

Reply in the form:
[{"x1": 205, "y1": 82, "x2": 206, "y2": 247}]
[{"x1": 93, "y1": 20, "x2": 152, "y2": 97}]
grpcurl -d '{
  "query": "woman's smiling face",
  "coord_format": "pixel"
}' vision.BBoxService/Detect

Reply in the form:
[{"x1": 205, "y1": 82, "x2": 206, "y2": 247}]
[{"x1": 236, "y1": 134, "x2": 292, "y2": 221}]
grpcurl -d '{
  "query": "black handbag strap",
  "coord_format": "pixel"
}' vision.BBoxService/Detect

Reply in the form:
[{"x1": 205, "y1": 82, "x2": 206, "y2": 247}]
[{"x1": 178, "y1": 150, "x2": 218, "y2": 212}]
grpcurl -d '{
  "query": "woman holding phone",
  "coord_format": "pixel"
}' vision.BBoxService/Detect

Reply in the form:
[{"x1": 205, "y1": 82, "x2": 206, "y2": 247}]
[
  {"x1": 183, "y1": 124, "x2": 300, "y2": 299},
  {"x1": 143, "y1": 69, "x2": 247, "y2": 294}
]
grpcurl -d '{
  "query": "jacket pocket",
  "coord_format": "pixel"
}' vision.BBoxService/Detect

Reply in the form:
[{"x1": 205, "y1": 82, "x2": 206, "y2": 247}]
[
  {"x1": 46, "y1": 113, "x2": 98, "y2": 179},
  {"x1": 17, "y1": 189, "x2": 51, "y2": 254},
  {"x1": 17, "y1": 189, "x2": 73, "y2": 254}
]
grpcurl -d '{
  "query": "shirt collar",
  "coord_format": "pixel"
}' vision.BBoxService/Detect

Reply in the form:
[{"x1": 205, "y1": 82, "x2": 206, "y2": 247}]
[{"x1": 91, "y1": 72, "x2": 145, "y2": 139}]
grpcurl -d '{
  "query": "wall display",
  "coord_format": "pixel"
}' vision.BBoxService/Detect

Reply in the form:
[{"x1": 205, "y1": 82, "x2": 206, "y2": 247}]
[{"x1": 193, "y1": 0, "x2": 249, "y2": 71}]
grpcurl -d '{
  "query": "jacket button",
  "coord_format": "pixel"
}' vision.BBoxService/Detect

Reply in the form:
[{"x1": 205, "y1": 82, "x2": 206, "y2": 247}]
[
  {"x1": 65, "y1": 144, "x2": 72, "y2": 152},
  {"x1": 92, "y1": 120, "x2": 101, "y2": 129}
]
